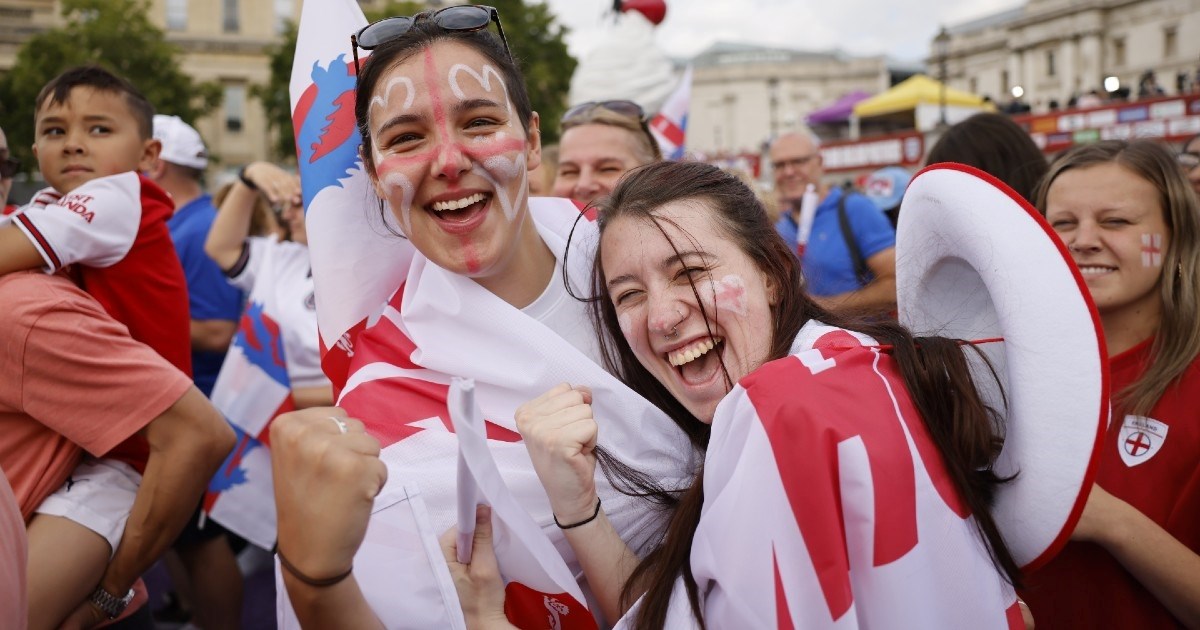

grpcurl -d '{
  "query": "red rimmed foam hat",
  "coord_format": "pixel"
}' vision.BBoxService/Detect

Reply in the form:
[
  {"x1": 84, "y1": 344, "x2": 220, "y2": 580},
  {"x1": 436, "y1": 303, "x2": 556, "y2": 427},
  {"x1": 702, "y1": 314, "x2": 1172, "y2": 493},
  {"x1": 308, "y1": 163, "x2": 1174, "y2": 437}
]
[{"x1": 895, "y1": 162, "x2": 1108, "y2": 570}]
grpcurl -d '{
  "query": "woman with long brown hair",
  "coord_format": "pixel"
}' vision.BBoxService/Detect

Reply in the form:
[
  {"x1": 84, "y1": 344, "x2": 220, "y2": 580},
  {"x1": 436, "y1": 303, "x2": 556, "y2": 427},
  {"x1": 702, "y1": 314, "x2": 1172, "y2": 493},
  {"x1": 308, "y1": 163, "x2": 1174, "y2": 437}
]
[
  {"x1": 1025, "y1": 140, "x2": 1200, "y2": 628},
  {"x1": 445, "y1": 161, "x2": 1027, "y2": 628}
]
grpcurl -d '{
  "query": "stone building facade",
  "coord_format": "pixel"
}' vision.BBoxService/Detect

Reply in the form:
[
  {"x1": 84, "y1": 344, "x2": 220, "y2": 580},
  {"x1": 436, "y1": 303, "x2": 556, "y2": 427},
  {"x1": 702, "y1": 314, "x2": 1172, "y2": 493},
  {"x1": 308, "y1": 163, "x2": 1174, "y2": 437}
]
[
  {"x1": 936, "y1": 0, "x2": 1200, "y2": 110},
  {"x1": 0, "y1": 0, "x2": 303, "y2": 172}
]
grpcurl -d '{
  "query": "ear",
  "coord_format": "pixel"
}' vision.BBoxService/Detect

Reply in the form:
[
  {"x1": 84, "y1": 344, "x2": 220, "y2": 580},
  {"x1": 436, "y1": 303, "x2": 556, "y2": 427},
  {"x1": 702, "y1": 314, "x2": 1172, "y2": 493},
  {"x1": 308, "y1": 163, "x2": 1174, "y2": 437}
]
[
  {"x1": 525, "y1": 111, "x2": 542, "y2": 173},
  {"x1": 764, "y1": 271, "x2": 781, "y2": 307},
  {"x1": 359, "y1": 145, "x2": 386, "y2": 200},
  {"x1": 138, "y1": 139, "x2": 162, "y2": 174}
]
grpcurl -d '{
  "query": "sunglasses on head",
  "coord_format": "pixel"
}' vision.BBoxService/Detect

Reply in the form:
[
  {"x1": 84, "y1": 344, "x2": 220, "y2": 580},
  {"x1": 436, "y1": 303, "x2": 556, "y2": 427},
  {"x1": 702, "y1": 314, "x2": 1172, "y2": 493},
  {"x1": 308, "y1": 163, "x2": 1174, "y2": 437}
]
[
  {"x1": 0, "y1": 156, "x2": 18, "y2": 179},
  {"x1": 351, "y1": 5, "x2": 511, "y2": 72},
  {"x1": 561, "y1": 100, "x2": 663, "y2": 161}
]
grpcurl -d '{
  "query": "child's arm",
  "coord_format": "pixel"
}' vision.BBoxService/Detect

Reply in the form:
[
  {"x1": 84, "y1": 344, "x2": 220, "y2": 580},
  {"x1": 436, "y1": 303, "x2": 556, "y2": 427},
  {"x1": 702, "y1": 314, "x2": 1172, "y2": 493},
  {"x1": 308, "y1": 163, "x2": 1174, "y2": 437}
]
[
  {"x1": 206, "y1": 162, "x2": 300, "y2": 271},
  {"x1": 2, "y1": 174, "x2": 140, "y2": 277},
  {"x1": 0, "y1": 224, "x2": 48, "y2": 274}
]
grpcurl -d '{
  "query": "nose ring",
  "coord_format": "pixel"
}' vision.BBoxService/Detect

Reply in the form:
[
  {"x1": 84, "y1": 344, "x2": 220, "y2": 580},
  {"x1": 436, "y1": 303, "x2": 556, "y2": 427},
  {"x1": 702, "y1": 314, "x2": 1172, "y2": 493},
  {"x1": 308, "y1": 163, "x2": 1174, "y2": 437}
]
[{"x1": 665, "y1": 326, "x2": 678, "y2": 340}]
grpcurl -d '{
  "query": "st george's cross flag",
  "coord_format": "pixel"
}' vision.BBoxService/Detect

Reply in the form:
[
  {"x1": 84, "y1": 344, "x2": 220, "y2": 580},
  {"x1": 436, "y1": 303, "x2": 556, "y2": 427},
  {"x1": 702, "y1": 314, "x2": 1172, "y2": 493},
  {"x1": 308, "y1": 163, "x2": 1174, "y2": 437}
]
[
  {"x1": 619, "y1": 322, "x2": 1023, "y2": 629},
  {"x1": 649, "y1": 65, "x2": 692, "y2": 160},
  {"x1": 280, "y1": 1, "x2": 696, "y2": 627}
]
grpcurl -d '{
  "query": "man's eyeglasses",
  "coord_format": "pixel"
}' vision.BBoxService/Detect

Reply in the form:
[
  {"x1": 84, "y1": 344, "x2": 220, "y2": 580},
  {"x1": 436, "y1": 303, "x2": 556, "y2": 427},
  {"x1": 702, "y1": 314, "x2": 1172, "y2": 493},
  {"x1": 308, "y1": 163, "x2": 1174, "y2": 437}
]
[
  {"x1": 1177, "y1": 151, "x2": 1200, "y2": 170},
  {"x1": 350, "y1": 5, "x2": 511, "y2": 72},
  {"x1": 561, "y1": 100, "x2": 663, "y2": 161},
  {"x1": 771, "y1": 153, "x2": 818, "y2": 172},
  {"x1": 0, "y1": 156, "x2": 18, "y2": 180}
]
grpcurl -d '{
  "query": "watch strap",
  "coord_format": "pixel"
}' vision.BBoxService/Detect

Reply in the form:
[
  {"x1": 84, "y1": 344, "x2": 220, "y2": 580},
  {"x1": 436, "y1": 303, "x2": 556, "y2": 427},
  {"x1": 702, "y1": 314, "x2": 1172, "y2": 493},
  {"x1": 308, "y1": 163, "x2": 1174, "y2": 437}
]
[{"x1": 89, "y1": 585, "x2": 135, "y2": 619}]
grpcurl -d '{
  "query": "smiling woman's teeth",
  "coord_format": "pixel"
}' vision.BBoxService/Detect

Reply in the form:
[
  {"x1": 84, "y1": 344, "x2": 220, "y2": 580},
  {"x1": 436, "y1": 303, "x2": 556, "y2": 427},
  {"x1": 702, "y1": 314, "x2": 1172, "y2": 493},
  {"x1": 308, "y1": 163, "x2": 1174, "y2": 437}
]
[
  {"x1": 669, "y1": 338, "x2": 719, "y2": 367},
  {"x1": 431, "y1": 193, "x2": 485, "y2": 212}
]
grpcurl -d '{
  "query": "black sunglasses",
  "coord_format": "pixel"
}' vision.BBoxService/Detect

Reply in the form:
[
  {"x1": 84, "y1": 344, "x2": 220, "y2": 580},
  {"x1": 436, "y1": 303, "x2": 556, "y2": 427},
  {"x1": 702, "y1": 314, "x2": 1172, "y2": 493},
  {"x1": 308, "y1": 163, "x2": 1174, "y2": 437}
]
[
  {"x1": 350, "y1": 5, "x2": 511, "y2": 72},
  {"x1": 561, "y1": 100, "x2": 663, "y2": 161},
  {"x1": 0, "y1": 156, "x2": 18, "y2": 179}
]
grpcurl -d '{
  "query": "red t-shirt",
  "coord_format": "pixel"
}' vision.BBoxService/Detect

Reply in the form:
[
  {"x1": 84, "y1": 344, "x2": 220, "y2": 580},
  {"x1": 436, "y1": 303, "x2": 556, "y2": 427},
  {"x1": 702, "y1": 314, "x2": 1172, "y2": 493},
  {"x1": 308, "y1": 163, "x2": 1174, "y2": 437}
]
[
  {"x1": 10, "y1": 173, "x2": 192, "y2": 470},
  {"x1": 1022, "y1": 339, "x2": 1200, "y2": 628}
]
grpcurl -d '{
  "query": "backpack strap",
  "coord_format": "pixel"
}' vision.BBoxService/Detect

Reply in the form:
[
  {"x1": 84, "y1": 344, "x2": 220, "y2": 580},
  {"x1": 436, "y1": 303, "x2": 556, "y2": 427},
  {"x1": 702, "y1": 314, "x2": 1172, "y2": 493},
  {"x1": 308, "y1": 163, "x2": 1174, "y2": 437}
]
[{"x1": 836, "y1": 188, "x2": 873, "y2": 287}]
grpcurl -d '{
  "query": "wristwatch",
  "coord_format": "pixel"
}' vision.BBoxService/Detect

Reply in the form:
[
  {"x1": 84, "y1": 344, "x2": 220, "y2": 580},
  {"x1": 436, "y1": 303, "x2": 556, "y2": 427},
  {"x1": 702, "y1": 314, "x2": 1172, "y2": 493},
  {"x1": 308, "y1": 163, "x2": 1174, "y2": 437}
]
[{"x1": 89, "y1": 585, "x2": 135, "y2": 619}]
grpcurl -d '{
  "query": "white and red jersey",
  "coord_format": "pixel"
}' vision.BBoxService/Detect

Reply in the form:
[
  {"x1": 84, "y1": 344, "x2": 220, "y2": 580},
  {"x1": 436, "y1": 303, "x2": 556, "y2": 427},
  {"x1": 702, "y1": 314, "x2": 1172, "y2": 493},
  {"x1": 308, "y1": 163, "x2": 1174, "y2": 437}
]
[
  {"x1": 6, "y1": 172, "x2": 190, "y2": 472},
  {"x1": 630, "y1": 322, "x2": 1021, "y2": 629}
]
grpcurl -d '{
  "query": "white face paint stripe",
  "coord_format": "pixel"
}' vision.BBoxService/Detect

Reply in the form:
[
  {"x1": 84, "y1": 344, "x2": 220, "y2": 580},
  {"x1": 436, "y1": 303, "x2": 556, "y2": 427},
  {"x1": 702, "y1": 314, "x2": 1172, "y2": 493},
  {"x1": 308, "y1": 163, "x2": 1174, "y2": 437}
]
[
  {"x1": 381, "y1": 171, "x2": 417, "y2": 234},
  {"x1": 618, "y1": 311, "x2": 634, "y2": 339},
  {"x1": 704, "y1": 274, "x2": 749, "y2": 317},
  {"x1": 369, "y1": 75, "x2": 417, "y2": 164},
  {"x1": 448, "y1": 63, "x2": 514, "y2": 128},
  {"x1": 472, "y1": 153, "x2": 527, "y2": 222}
]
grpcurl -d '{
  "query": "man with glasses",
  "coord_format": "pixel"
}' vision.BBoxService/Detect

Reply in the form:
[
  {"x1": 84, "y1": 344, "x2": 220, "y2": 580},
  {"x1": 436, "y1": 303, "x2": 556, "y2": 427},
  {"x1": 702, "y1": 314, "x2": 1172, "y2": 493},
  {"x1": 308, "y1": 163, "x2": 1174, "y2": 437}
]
[
  {"x1": 769, "y1": 129, "x2": 897, "y2": 313},
  {"x1": 0, "y1": 126, "x2": 17, "y2": 215},
  {"x1": 553, "y1": 100, "x2": 662, "y2": 205}
]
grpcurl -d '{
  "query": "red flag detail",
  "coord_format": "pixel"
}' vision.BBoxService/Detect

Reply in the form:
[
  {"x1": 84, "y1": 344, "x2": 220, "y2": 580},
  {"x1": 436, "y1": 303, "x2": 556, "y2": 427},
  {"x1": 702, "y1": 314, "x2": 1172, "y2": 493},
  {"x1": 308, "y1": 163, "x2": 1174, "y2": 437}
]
[{"x1": 503, "y1": 581, "x2": 596, "y2": 630}]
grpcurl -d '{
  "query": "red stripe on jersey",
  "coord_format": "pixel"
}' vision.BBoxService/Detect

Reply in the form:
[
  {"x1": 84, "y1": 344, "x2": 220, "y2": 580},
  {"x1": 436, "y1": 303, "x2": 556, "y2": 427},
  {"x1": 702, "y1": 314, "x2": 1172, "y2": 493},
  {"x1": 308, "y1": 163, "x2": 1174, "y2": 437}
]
[
  {"x1": 741, "y1": 333, "x2": 969, "y2": 621},
  {"x1": 16, "y1": 212, "x2": 62, "y2": 270}
]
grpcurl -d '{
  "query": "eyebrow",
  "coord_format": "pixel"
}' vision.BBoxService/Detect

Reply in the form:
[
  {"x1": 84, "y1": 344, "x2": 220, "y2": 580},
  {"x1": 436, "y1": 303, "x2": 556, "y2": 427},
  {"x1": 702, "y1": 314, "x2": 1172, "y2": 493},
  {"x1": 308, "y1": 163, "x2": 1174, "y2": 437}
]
[
  {"x1": 373, "y1": 113, "x2": 424, "y2": 138},
  {"x1": 453, "y1": 98, "x2": 506, "y2": 116},
  {"x1": 606, "y1": 249, "x2": 708, "y2": 289}
]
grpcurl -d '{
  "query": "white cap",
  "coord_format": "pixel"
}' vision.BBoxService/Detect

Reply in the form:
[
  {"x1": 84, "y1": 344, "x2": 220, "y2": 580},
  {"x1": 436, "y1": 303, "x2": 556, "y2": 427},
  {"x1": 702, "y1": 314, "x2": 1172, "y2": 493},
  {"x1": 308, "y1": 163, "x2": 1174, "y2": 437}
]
[{"x1": 153, "y1": 115, "x2": 208, "y2": 169}]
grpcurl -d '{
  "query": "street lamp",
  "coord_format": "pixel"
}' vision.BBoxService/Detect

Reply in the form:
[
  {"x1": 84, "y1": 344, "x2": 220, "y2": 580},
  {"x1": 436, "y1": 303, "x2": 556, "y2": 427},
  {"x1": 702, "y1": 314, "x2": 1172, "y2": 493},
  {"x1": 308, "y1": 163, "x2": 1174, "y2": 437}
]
[{"x1": 934, "y1": 26, "x2": 951, "y2": 128}]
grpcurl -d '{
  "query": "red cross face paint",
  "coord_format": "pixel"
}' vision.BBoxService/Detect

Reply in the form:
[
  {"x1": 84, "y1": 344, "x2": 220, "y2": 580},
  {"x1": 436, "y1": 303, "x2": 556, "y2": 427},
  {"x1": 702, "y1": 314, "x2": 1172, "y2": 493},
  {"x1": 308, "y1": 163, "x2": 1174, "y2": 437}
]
[
  {"x1": 601, "y1": 198, "x2": 777, "y2": 424},
  {"x1": 1045, "y1": 162, "x2": 1169, "y2": 328},
  {"x1": 366, "y1": 41, "x2": 541, "y2": 278}
]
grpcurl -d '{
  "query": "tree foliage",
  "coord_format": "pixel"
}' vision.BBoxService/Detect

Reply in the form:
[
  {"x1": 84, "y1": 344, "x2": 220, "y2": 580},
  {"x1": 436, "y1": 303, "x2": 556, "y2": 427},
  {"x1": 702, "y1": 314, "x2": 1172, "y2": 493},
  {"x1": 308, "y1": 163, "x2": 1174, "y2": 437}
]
[
  {"x1": 254, "y1": 0, "x2": 577, "y2": 157},
  {"x1": 0, "y1": 0, "x2": 221, "y2": 175}
]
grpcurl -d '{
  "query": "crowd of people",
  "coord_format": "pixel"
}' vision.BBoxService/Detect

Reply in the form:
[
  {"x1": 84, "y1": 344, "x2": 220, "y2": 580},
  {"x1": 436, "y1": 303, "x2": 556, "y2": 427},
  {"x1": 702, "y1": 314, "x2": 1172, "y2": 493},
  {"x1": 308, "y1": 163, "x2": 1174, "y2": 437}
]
[{"x1": 0, "y1": 4, "x2": 1197, "y2": 630}]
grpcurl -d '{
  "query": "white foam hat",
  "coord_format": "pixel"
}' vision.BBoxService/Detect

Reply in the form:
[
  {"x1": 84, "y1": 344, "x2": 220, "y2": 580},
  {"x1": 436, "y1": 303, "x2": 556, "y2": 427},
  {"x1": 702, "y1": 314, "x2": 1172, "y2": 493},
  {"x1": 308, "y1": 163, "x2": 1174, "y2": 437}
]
[
  {"x1": 896, "y1": 163, "x2": 1108, "y2": 570},
  {"x1": 153, "y1": 114, "x2": 208, "y2": 170}
]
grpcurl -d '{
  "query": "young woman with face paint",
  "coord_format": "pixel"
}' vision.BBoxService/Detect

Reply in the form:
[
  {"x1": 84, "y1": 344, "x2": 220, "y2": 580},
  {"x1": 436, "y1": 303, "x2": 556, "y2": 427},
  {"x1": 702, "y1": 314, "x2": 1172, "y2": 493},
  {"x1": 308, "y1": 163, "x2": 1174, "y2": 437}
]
[
  {"x1": 446, "y1": 161, "x2": 1031, "y2": 628},
  {"x1": 1025, "y1": 140, "x2": 1200, "y2": 628},
  {"x1": 268, "y1": 8, "x2": 694, "y2": 629}
]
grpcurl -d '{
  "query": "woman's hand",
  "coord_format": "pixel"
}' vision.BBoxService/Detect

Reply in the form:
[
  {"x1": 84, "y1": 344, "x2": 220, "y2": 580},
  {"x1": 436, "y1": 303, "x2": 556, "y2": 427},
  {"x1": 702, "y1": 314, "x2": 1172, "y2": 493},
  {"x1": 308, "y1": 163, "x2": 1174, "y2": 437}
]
[
  {"x1": 440, "y1": 505, "x2": 517, "y2": 630},
  {"x1": 241, "y1": 161, "x2": 302, "y2": 209},
  {"x1": 515, "y1": 384, "x2": 599, "y2": 524},
  {"x1": 270, "y1": 408, "x2": 387, "y2": 585}
]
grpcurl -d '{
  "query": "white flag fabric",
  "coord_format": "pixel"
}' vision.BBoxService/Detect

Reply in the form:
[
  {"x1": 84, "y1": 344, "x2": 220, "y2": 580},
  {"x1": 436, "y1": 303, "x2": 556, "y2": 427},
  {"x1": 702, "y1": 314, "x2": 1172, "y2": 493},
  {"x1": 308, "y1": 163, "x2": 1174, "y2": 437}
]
[
  {"x1": 202, "y1": 301, "x2": 296, "y2": 549},
  {"x1": 448, "y1": 379, "x2": 596, "y2": 628},
  {"x1": 618, "y1": 321, "x2": 1023, "y2": 628},
  {"x1": 648, "y1": 65, "x2": 692, "y2": 161}
]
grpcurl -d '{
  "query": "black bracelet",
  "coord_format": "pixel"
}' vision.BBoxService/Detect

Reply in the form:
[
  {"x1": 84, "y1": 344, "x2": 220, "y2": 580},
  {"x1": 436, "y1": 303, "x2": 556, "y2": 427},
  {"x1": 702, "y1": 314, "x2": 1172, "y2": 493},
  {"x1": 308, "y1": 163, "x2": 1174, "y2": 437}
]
[
  {"x1": 553, "y1": 497, "x2": 602, "y2": 530},
  {"x1": 238, "y1": 165, "x2": 258, "y2": 191},
  {"x1": 276, "y1": 549, "x2": 352, "y2": 587}
]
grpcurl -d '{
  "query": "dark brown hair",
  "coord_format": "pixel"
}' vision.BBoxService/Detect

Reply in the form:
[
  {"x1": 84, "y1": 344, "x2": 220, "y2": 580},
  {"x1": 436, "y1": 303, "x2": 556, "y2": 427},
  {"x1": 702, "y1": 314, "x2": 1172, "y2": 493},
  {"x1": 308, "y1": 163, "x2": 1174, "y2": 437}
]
[
  {"x1": 1034, "y1": 140, "x2": 1200, "y2": 416},
  {"x1": 590, "y1": 161, "x2": 1021, "y2": 628},
  {"x1": 926, "y1": 112, "x2": 1047, "y2": 202},
  {"x1": 35, "y1": 65, "x2": 155, "y2": 140}
]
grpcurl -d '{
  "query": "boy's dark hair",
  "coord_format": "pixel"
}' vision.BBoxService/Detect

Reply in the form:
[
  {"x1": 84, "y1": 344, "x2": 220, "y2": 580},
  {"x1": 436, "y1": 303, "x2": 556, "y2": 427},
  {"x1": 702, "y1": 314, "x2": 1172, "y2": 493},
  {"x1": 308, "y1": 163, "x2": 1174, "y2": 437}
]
[{"x1": 35, "y1": 65, "x2": 155, "y2": 139}]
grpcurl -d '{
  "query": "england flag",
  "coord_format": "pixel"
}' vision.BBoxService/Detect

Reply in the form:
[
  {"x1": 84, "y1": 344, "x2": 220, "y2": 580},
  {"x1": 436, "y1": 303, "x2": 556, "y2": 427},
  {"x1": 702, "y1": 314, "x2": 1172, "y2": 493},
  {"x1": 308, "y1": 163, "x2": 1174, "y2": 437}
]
[{"x1": 649, "y1": 65, "x2": 692, "y2": 160}]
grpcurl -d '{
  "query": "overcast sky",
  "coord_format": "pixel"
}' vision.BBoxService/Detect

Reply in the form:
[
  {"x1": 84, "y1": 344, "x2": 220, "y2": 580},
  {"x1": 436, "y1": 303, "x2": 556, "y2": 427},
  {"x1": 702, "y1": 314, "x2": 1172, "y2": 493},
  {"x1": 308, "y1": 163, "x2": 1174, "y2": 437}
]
[{"x1": 539, "y1": 0, "x2": 1023, "y2": 65}]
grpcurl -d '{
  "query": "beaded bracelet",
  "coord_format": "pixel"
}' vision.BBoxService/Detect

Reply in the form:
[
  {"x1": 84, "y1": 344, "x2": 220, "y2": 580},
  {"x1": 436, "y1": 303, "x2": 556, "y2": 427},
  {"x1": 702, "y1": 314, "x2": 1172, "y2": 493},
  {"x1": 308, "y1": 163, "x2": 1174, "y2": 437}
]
[
  {"x1": 276, "y1": 549, "x2": 353, "y2": 588},
  {"x1": 554, "y1": 497, "x2": 602, "y2": 530}
]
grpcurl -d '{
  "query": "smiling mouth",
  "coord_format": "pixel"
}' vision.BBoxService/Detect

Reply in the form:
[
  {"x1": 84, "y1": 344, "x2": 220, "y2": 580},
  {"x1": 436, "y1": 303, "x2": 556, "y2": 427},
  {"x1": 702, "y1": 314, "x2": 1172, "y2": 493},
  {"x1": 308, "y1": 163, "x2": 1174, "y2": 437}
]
[
  {"x1": 667, "y1": 336, "x2": 726, "y2": 387},
  {"x1": 1078, "y1": 265, "x2": 1117, "y2": 277},
  {"x1": 426, "y1": 192, "x2": 490, "y2": 223}
]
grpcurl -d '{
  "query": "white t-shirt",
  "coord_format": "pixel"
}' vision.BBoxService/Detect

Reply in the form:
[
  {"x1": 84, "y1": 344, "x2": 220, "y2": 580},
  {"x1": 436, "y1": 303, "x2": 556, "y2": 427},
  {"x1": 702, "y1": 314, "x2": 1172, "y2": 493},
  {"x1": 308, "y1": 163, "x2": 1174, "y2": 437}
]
[
  {"x1": 228, "y1": 236, "x2": 327, "y2": 389},
  {"x1": 5, "y1": 173, "x2": 144, "y2": 273},
  {"x1": 520, "y1": 257, "x2": 603, "y2": 366}
]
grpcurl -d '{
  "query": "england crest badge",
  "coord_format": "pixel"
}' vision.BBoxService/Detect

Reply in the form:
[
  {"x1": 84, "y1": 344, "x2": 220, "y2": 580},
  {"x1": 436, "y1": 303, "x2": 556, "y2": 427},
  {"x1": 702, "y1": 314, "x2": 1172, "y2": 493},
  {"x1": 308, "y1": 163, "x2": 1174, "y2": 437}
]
[{"x1": 1118, "y1": 415, "x2": 1169, "y2": 467}]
